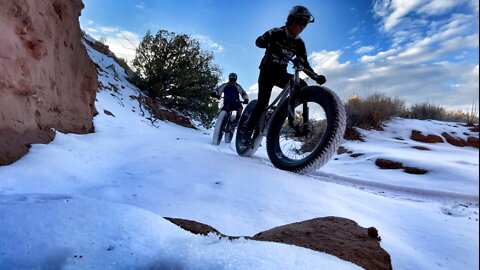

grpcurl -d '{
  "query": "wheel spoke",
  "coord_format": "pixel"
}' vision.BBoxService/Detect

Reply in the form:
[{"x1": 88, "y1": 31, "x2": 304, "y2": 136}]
[{"x1": 277, "y1": 101, "x2": 327, "y2": 162}]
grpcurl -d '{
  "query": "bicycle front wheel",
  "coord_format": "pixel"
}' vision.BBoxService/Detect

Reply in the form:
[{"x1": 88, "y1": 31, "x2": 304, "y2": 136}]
[
  {"x1": 212, "y1": 110, "x2": 228, "y2": 145},
  {"x1": 224, "y1": 122, "x2": 234, "y2": 143},
  {"x1": 266, "y1": 86, "x2": 346, "y2": 173}
]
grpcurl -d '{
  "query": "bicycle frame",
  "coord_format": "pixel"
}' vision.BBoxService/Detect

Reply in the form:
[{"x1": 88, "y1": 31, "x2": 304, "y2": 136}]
[
  {"x1": 217, "y1": 98, "x2": 237, "y2": 121},
  {"x1": 237, "y1": 47, "x2": 346, "y2": 172},
  {"x1": 257, "y1": 59, "x2": 313, "y2": 136}
]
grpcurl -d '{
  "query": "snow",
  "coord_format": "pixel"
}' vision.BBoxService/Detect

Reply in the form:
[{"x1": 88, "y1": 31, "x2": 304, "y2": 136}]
[
  {"x1": 0, "y1": 39, "x2": 478, "y2": 270},
  {"x1": 320, "y1": 119, "x2": 479, "y2": 199}
]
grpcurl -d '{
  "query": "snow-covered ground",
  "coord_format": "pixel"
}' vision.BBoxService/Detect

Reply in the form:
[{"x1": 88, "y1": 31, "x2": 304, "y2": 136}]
[{"x1": 0, "y1": 40, "x2": 478, "y2": 270}]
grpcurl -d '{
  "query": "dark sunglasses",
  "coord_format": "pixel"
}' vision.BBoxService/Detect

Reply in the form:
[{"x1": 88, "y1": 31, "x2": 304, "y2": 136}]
[{"x1": 297, "y1": 20, "x2": 309, "y2": 27}]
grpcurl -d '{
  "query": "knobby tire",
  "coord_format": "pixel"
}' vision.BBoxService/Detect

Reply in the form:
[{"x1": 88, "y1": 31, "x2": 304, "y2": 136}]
[
  {"x1": 266, "y1": 86, "x2": 346, "y2": 173},
  {"x1": 212, "y1": 110, "x2": 228, "y2": 145}
]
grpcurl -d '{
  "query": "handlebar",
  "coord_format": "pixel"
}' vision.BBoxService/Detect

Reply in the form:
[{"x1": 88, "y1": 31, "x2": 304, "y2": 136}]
[{"x1": 211, "y1": 94, "x2": 248, "y2": 104}]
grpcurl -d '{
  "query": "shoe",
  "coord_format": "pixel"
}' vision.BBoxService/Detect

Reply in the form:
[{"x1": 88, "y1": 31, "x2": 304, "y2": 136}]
[{"x1": 231, "y1": 118, "x2": 239, "y2": 127}]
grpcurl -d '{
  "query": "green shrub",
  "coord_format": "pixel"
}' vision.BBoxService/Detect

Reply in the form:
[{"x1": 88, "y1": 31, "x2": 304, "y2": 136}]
[{"x1": 132, "y1": 30, "x2": 221, "y2": 126}]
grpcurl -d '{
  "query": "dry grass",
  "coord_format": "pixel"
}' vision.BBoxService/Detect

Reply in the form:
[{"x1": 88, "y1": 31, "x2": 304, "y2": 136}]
[
  {"x1": 345, "y1": 93, "x2": 479, "y2": 130},
  {"x1": 408, "y1": 102, "x2": 446, "y2": 120},
  {"x1": 407, "y1": 102, "x2": 479, "y2": 124},
  {"x1": 345, "y1": 93, "x2": 405, "y2": 129}
]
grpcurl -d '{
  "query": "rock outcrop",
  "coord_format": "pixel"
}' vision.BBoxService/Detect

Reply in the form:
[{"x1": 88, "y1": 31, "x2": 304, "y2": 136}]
[
  {"x1": 165, "y1": 216, "x2": 393, "y2": 270},
  {"x1": 0, "y1": 0, "x2": 98, "y2": 165}
]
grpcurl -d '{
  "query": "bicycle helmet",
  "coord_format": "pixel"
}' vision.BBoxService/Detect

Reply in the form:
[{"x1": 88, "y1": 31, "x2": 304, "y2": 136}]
[
  {"x1": 287, "y1": 5, "x2": 315, "y2": 24},
  {"x1": 228, "y1": 72, "x2": 237, "y2": 81}
]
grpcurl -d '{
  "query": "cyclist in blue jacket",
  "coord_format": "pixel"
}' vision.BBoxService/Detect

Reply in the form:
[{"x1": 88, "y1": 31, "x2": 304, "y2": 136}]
[{"x1": 211, "y1": 72, "x2": 249, "y2": 125}]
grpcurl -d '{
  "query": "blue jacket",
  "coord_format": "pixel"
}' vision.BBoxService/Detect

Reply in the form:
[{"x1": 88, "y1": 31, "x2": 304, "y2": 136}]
[{"x1": 214, "y1": 82, "x2": 248, "y2": 103}]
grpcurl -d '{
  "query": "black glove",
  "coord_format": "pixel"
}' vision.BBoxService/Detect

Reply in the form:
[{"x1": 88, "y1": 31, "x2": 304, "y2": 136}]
[
  {"x1": 293, "y1": 57, "x2": 306, "y2": 66},
  {"x1": 243, "y1": 99, "x2": 249, "y2": 104},
  {"x1": 210, "y1": 92, "x2": 218, "y2": 98},
  {"x1": 314, "y1": 74, "x2": 326, "y2": 85}
]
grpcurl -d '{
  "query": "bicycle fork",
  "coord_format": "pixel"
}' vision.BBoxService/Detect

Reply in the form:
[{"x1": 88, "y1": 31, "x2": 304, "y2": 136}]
[{"x1": 287, "y1": 84, "x2": 312, "y2": 137}]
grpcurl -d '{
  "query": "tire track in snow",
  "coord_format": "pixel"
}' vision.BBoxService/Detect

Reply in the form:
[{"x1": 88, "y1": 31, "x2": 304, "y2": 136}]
[{"x1": 309, "y1": 171, "x2": 479, "y2": 203}]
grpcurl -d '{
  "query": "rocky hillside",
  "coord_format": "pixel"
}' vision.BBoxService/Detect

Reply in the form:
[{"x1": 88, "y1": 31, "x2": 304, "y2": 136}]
[{"x1": 0, "y1": 0, "x2": 98, "y2": 165}]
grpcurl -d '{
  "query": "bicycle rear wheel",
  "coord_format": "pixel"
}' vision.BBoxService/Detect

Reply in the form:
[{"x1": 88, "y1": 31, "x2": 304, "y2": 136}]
[
  {"x1": 266, "y1": 86, "x2": 346, "y2": 173},
  {"x1": 212, "y1": 110, "x2": 228, "y2": 145}
]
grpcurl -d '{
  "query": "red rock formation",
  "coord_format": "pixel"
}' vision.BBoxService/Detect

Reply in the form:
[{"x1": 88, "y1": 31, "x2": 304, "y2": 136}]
[
  {"x1": 165, "y1": 216, "x2": 393, "y2": 270},
  {"x1": 410, "y1": 130, "x2": 443, "y2": 143},
  {"x1": 441, "y1": 132, "x2": 480, "y2": 148},
  {"x1": 0, "y1": 0, "x2": 98, "y2": 165}
]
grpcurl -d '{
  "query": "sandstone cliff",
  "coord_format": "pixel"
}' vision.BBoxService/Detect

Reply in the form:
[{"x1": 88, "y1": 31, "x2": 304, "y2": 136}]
[{"x1": 0, "y1": 0, "x2": 98, "y2": 165}]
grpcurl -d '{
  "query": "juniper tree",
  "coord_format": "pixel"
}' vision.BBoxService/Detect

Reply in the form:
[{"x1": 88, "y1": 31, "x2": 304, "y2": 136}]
[{"x1": 132, "y1": 30, "x2": 221, "y2": 126}]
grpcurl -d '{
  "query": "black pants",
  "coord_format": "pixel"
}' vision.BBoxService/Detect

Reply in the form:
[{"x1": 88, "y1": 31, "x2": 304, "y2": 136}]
[{"x1": 246, "y1": 68, "x2": 306, "y2": 130}]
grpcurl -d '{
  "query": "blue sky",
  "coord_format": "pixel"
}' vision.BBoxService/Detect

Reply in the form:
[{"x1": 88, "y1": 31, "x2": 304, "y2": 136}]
[{"x1": 80, "y1": 0, "x2": 479, "y2": 112}]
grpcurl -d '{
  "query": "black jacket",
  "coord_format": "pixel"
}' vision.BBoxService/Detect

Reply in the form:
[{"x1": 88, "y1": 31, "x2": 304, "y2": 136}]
[{"x1": 256, "y1": 26, "x2": 315, "y2": 73}]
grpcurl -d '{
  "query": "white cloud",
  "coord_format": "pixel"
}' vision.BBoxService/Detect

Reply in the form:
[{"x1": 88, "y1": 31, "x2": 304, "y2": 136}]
[
  {"x1": 427, "y1": 13, "x2": 476, "y2": 44},
  {"x1": 470, "y1": 0, "x2": 480, "y2": 13},
  {"x1": 310, "y1": 49, "x2": 479, "y2": 111},
  {"x1": 136, "y1": 2, "x2": 145, "y2": 9},
  {"x1": 192, "y1": 35, "x2": 224, "y2": 53},
  {"x1": 361, "y1": 7, "x2": 477, "y2": 65},
  {"x1": 82, "y1": 25, "x2": 141, "y2": 64},
  {"x1": 345, "y1": 40, "x2": 360, "y2": 50},
  {"x1": 386, "y1": 45, "x2": 433, "y2": 63},
  {"x1": 360, "y1": 48, "x2": 400, "y2": 63},
  {"x1": 440, "y1": 33, "x2": 479, "y2": 50},
  {"x1": 98, "y1": 26, "x2": 119, "y2": 33},
  {"x1": 309, "y1": 50, "x2": 350, "y2": 70},
  {"x1": 419, "y1": 0, "x2": 460, "y2": 15},
  {"x1": 85, "y1": 27, "x2": 99, "y2": 33},
  {"x1": 355, "y1": 46, "x2": 375, "y2": 54},
  {"x1": 344, "y1": 1, "x2": 479, "y2": 110},
  {"x1": 374, "y1": 0, "x2": 425, "y2": 32},
  {"x1": 373, "y1": 0, "x2": 473, "y2": 33},
  {"x1": 348, "y1": 26, "x2": 360, "y2": 35},
  {"x1": 104, "y1": 37, "x2": 139, "y2": 63},
  {"x1": 445, "y1": 64, "x2": 479, "y2": 108}
]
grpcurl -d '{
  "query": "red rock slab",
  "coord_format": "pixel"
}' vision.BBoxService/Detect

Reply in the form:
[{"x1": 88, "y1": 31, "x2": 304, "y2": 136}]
[{"x1": 165, "y1": 216, "x2": 392, "y2": 270}]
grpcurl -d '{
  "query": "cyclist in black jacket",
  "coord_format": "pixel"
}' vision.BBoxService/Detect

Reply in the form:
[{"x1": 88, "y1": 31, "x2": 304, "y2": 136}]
[{"x1": 243, "y1": 5, "x2": 326, "y2": 137}]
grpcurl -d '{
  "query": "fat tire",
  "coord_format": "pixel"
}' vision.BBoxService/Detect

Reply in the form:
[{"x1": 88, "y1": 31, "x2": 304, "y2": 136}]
[
  {"x1": 224, "y1": 128, "x2": 234, "y2": 143},
  {"x1": 212, "y1": 110, "x2": 228, "y2": 145},
  {"x1": 266, "y1": 86, "x2": 346, "y2": 173}
]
